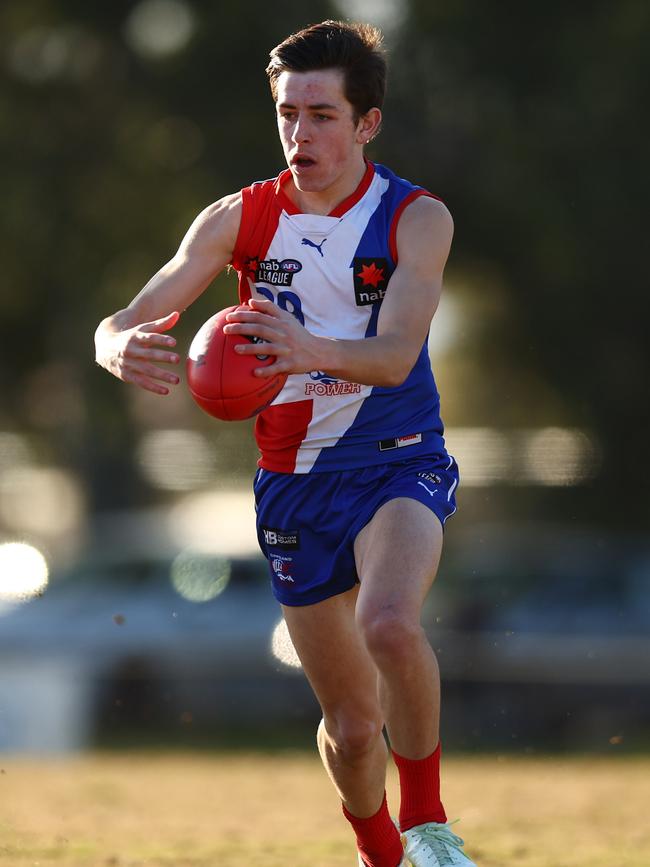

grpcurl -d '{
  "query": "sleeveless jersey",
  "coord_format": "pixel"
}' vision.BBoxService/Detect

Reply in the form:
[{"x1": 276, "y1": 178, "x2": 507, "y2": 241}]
[{"x1": 230, "y1": 161, "x2": 449, "y2": 474}]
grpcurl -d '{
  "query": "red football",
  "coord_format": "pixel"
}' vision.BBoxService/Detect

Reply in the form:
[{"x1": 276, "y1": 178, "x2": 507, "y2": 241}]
[{"x1": 186, "y1": 305, "x2": 287, "y2": 420}]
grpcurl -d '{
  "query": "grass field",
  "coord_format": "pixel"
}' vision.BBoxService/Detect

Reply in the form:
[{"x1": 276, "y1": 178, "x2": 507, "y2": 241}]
[{"x1": 0, "y1": 752, "x2": 648, "y2": 866}]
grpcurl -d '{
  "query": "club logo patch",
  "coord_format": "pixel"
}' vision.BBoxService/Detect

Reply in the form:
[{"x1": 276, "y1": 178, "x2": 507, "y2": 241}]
[
  {"x1": 271, "y1": 554, "x2": 295, "y2": 583},
  {"x1": 353, "y1": 258, "x2": 390, "y2": 306},
  {"x1": 255, "y1": 258, "x2": 302, "y2": 286}
]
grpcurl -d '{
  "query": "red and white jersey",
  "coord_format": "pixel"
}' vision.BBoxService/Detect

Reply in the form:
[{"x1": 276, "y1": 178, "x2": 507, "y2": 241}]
[{"x1": 231, "y1": 161, "x2": 448, "y2": 474}]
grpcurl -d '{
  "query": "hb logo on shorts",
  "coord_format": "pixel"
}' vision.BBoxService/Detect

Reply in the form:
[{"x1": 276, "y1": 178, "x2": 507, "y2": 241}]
[{"x1": 262, "y1": 526, "x2": 300, "y2": 550}]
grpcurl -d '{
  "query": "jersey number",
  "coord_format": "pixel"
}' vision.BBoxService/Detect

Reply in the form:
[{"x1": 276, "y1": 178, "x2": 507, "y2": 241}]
[{"x1": 256, "y1": 286, "x2": 305, "y2": 325}]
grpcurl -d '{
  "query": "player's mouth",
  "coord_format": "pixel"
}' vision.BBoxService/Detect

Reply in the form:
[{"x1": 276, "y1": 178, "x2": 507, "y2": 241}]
[{"x1": 291, "y1": 154, "x2": 317, "y2": 171}]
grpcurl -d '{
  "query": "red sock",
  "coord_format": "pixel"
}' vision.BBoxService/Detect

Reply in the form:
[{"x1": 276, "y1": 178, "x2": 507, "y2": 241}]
[
  {"x1": 342, "y1": 792, "x2": 404, "y2": 867},
  {"x1": 392, "y1": 742, "x2": 447, "y2": 831}
]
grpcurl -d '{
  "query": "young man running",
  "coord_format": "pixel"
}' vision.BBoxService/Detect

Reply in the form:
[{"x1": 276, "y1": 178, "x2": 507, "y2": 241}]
[{"x1": 95, "y1": 20, "x2": 476, "y2": 867}]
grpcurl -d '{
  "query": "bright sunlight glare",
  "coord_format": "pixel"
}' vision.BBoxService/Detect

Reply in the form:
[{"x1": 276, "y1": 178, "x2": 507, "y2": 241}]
[
  {"x1": 0, "y1": 542, "x2": 49, "y2": 602},
  {"x1": 170, "y1": 549, "x2": 231, "y2": 603},
  {"x1": 270, "y1": 618, "x2": 302, "y2": 670}
]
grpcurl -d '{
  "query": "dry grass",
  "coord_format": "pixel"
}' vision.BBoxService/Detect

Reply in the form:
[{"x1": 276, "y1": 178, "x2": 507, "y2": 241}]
[{"x1": 0, "y1": 752, "x2": 648, "y2": 866}]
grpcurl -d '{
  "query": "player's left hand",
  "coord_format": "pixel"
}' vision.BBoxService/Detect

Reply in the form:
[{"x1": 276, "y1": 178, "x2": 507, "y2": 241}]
[{"x1": 223, "y1": 298, "x2": 324, "y2": 377}]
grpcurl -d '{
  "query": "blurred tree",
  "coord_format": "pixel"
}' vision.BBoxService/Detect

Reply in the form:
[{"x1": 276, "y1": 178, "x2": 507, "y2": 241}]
[
  {"x1": 0, "y1": 0, "x2": 334, "y2": 509},
  {"x1": 385, "y1": 0, "x2": 650, "y2": 527}
]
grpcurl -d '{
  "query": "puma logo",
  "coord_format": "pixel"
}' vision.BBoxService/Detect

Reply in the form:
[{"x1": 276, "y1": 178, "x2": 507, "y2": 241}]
[
  {"x1": 417, "y1": 481, "x2": 438, "y2": 497},
  {"x1": 301, "y1": 237, "x2": 327, "y2": 257}
]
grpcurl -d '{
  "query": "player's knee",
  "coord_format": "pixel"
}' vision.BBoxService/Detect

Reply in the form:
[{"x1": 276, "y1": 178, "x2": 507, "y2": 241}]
[
  {"x1": 324, "y1": 713, "x2": 383, "y2": 761},
  {"x1": 358, "y1": 608, "x2": 422, "y2": 665}
]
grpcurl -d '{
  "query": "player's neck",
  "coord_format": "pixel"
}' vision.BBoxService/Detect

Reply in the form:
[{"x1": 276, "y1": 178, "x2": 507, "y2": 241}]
[{"x1": 286, "y1": 158, "x2": 368, "y2": 216}]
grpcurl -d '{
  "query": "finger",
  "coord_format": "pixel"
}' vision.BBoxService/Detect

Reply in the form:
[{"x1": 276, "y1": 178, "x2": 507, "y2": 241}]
[
  {"x1": 140, "y1": 311, "x2": 181, "y2": 334},
  {"x1": 127, "y1": 344, "x2": 180, "y2": 365},
  {"x1": 254, "y1": 358, "x2": 292, "y2": 377},
  {"x1": 136, "y1": 331, "x2": 177, "y2": 348},
  {"x1": 123, "y1": 361, "x2": 180, "y2": 385},
  {"x1": 226, "y1": 322, "x2": 285, "y2": 342},
  {"x1": 121, "y1": 369, "x2": 173, "y2": 395},
  {"x1": 233, "y1": 340, "x2": 288, "y2": 357},
  {"x1": 225, "y1": 309, "x2": 276, "y2": 324},
  {"x1": 248, "y1": 298, "x2": 282, "y2": 316}
]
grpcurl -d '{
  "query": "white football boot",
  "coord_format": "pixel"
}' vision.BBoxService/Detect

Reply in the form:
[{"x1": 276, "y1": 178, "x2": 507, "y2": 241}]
[{"x1": 401, "y1": 821, "x2": 476, "y2": 866}]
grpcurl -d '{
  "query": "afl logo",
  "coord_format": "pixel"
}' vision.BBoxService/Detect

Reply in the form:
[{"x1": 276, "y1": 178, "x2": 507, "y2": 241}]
[{"x1": 256, "y1": 258, "x2": 302, "y2": 286}]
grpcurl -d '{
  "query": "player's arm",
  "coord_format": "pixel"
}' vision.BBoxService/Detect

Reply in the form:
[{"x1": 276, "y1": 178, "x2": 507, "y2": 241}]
[
  {"x1": 224, "y1": 196, "x2": 453, "y2": 386},
  {"x1": 320, "y1": 196, "x2": 453, "y2": 384},
  {"x1": 94, "y1": 192, "x2": 241, "y2": 395}
]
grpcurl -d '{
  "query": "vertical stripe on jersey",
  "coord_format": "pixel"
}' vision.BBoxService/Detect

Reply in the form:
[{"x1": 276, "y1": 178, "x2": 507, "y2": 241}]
[
  {"x1": 309, "y1": 170, "x2": 443, "y2": 471},
  {"x1": 254, "y1": 399, "x2": 314, "y2": 473},
  {"x1": 231, "y1": 177, "x2": 286, "y2": 302}
]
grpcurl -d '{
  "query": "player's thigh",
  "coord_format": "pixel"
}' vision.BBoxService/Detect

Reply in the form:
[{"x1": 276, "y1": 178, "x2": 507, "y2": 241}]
[
  {"x1": 281, "y1": 585, "x2": 381, "y2": 719},
  {"x1": 354, "y1": 496, "x2": 444, "y2": 623}
]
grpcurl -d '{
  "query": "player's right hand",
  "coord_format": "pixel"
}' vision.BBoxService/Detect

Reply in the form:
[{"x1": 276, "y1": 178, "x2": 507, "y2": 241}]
[{"x1": 94, "y1": 311, "x2": 181, "y2": 395}]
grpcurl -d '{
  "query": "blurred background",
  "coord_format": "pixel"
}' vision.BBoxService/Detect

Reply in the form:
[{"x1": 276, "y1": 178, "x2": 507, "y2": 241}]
[{"x1": 0, "y1": 0, "x2": 648, "y2": 755}]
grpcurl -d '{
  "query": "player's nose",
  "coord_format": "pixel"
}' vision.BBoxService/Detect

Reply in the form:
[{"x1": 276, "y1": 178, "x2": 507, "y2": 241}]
[{"x1": 291, "y1": 114, "x2": 312, "y2": 143}]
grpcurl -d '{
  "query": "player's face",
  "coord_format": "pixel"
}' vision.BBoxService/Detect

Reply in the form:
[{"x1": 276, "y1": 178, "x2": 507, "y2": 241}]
[{"x1": 275, "y1": 69, "x2": 368, "y2": 196}]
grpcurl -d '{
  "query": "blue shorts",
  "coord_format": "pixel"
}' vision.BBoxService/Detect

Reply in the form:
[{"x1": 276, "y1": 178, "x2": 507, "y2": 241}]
[{"x1": 253, "y1": 453, "x2": 459, "y2": 607}]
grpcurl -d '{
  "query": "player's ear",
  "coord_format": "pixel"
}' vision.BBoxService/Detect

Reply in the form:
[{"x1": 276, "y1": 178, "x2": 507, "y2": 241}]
[{"x1": 356, "y1": 108, "x2": 382, "y2": 145}]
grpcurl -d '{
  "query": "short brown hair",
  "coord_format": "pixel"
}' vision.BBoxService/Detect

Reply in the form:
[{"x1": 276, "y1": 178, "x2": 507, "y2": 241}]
[{"x1": 266, "y1": 20, "x2": 386, "y2": 123}]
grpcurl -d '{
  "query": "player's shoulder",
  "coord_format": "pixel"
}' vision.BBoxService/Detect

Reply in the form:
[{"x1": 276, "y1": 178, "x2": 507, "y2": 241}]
[
  {"x1": 198, "y1": 170, "x2": 284, "y2": 240},
  {"x1": 201, "y1": 190, "x2": 243, "y2": 225},
  {"x1": 395, "y1": 195, "x2": 454, "y2": 266},
  {"x1": 374, "y1": 161, "x2": 452, "y2": 224},
  {"x1": 400, "y1": 193, "x2": 453, "y2": 234},
  {"x1": 189, "y1": 191, "x2": 243, "y2": 249}
]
